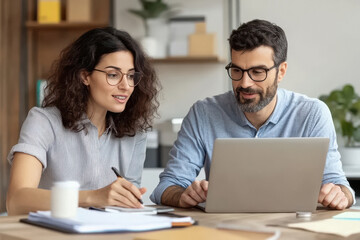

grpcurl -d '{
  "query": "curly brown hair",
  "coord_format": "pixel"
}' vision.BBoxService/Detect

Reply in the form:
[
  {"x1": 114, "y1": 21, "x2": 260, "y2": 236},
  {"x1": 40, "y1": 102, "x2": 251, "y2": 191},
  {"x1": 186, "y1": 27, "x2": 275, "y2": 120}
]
[{"x1": 43, "y1": 27, "x2": 160, "y2": 137}]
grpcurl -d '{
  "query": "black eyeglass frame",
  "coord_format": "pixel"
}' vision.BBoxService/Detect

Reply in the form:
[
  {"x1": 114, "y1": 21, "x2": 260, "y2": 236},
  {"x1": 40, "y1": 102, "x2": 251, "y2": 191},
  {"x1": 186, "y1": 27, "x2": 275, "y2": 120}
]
[
  {"x1": 93, "y1": 68, "x2": 142, "y2": 87},
  {"x1": 225, "y1": 63, "x2": 279, "y2": 82}
]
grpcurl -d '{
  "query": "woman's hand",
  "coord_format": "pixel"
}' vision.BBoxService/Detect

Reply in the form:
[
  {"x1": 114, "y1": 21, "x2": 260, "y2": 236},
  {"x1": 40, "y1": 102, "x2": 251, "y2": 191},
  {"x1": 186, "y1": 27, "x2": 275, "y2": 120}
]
[{"x1": 85, "y1": 178, "x2": 146, "y2": 208}]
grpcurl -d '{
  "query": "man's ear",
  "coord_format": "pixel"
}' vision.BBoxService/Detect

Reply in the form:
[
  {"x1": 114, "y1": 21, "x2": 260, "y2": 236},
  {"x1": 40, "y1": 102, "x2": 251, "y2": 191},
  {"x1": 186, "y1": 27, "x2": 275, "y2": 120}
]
[
  {"x1": 277, "y1": 61, "x2": 287, "y2": 84},
  {"x1": 80, "y1": 70, "x2": 90, "y2": 86}
]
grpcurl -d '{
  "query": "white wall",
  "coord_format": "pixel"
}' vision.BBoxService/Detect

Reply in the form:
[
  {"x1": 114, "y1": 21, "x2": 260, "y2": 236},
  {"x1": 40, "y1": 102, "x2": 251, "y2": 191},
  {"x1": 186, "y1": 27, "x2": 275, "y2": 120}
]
[
  {"x1": 239, "y1": 0, "x2": 360, "y2": 98},
  {"x1": 114, "y1": 0, "x2": 229, "y2": 126}
]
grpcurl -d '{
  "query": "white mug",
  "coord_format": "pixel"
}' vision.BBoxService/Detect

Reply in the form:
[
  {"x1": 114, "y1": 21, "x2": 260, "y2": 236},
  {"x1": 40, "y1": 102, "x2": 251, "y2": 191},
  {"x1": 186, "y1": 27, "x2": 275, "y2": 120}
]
[{"x1": 51, "y1": 181, "x2": 80, "y2": 218}]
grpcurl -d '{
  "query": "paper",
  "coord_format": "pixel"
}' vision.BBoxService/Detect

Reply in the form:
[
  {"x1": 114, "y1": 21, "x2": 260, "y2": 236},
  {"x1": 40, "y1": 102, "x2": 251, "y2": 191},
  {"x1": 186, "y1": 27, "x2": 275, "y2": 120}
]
[
  {"x1": 105, "y1": 206, "x2": 157, "y2": 214},
  {"x1": 287, "y1": 218, "x2": 360, "y2": 237},
  {"x1": 104, "y1": 206, "x2": 174, "y2": 214},
  {"x1": 333, "y1": 211, "x2": 360, "y2": 220},
  {"x1": 134, "y1": 226, "x2": 260, "y2": 240},
  {"x1": 157, "y1": 212, "x2": 195, "y2": 227},
  {"x1": 27, "y1": 208, "x2": 172, "y2": 233}
]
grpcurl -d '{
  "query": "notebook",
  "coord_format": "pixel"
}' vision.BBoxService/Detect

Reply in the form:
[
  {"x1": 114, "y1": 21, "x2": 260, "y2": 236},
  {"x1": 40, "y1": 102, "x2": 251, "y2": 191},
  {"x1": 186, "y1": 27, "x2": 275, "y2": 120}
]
[
  {"x1": 199, "y1": 137, "x2": 329, "y2": 213},
  {"x1": 21, "y1": 207, "x2": 194, "y2": 233}
]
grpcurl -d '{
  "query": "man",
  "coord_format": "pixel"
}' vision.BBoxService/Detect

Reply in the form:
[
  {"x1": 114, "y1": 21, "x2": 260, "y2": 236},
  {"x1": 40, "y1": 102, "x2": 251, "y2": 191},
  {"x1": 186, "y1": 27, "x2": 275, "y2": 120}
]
[{"x1": 150, "y1": 19, "x2": 355, "y2": 210}]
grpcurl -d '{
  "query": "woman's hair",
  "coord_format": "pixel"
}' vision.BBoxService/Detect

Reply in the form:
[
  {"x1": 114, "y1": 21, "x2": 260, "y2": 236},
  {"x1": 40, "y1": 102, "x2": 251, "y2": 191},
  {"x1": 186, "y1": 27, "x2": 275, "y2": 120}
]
[
  {"x1": 43, "y1": 27, "x2": 160, "y2": 137},
  {"x1": 229, "y1": 19, "x2": 287, "y2": 65}
]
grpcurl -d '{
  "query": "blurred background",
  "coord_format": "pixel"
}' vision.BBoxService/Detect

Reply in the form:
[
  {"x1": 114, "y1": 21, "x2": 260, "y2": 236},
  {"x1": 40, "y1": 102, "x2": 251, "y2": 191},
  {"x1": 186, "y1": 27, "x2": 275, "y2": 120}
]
[{"x1": 1, "y1": 0, "x2": 360, "y2": 210}]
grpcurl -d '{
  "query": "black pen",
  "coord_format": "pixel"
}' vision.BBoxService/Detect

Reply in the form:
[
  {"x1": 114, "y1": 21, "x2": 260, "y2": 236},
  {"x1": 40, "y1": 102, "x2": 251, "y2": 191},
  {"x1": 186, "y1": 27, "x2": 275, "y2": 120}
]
[{"x1": 111, "y1": 167, "x2": 144, "y2": 204}]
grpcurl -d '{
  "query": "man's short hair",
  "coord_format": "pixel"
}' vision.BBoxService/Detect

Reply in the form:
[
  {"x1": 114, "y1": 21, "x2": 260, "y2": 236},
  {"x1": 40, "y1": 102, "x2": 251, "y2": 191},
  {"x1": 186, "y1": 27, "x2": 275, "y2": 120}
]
[{"x1": 229, "y1": 19, "x2": 287, "y2": 65}]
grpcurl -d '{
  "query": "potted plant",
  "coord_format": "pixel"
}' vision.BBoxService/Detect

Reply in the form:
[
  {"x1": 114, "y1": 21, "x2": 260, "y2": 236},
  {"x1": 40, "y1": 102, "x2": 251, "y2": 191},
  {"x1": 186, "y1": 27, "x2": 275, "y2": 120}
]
[
  {"x1": 128, "y1": 0, "x2": 176, "y2": 58},
  {"x1": 319, "y1": 84, "x2": 360, "y2": 165}
]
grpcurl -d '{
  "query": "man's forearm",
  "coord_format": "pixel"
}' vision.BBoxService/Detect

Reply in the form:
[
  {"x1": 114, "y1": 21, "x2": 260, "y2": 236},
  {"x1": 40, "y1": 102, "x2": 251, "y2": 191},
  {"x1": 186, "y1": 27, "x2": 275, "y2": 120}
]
[
  {"x1": 161, "y1": 185, "x2": 185, "y2": 207},
  {"x1": 338, "y1": 184, "x2": 354, "y2": 208}
]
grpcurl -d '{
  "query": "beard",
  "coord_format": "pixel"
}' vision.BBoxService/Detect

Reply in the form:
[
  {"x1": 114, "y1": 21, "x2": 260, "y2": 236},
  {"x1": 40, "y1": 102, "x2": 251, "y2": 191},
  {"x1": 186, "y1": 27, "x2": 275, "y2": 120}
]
[{"x1": 234, "y1": 77, "x2": 278, "y2": 113}]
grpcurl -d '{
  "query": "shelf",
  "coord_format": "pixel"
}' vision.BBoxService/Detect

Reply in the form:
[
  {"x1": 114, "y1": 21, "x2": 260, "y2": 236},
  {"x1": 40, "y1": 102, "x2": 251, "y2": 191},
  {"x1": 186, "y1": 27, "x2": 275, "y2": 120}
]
[
  {"x1": 151, "y1": 56, "x2": 226, "y2": 64},
  {"x1": 26, "y1": 21, "x2": 108, "y2": 30}
]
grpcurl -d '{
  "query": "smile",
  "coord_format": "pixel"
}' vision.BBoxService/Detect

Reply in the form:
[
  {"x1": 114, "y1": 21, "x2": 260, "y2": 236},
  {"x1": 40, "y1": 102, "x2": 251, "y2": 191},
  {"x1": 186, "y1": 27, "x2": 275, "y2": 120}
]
[{"x1": 113, "y1": 95, "x2": 126, "y2": 100}]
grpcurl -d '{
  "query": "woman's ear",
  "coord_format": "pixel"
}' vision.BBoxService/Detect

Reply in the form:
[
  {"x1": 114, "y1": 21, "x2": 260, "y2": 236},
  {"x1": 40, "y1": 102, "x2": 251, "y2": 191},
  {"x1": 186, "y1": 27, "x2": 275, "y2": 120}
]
[{"x1": 80, "y1": 70, "x2": 90, "y2": 86}]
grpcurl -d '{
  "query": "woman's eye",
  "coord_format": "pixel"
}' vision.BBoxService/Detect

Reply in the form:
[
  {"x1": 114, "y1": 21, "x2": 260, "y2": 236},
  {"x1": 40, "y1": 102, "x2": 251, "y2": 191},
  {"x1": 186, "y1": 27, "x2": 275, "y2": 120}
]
[
  {"x1": 107, "y1": 73, "x2": 119, "y2": 79},
  {"x1": 127, "y1": 74, "x2": 135, "y2": 80}
]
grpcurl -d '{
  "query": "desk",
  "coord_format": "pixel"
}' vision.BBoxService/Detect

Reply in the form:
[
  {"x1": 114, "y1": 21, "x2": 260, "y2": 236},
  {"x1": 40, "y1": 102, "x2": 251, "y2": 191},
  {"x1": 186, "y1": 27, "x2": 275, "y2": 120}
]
[{"x1": 0, "y1": 208, "x2": 359, "y2": 240}]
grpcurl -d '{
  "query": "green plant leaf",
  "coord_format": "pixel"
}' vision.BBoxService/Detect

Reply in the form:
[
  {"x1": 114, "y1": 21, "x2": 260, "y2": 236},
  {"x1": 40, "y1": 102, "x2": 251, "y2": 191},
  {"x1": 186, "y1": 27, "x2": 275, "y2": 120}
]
[
  {"x1": 341, "y1": 120, "x2": 353, "y2": 136},
  {"x1": 128, "y1": 9, "x2": 149, "y2": 20},
  {"x1": 351, "y1": 100, "x2": 360, "y2": 115},
  {"x1": 342, "y1": 84, "x2": 355, "y2": 108},
  {"x1": 130, "y1": 0, "x2": 170, "y2": 20},
  {"x1": 320, "y1": 84, "x2": 360, "y2": 146},
  {"x1": 354, "y1": 128, "x2": 360, "y2": 142}
]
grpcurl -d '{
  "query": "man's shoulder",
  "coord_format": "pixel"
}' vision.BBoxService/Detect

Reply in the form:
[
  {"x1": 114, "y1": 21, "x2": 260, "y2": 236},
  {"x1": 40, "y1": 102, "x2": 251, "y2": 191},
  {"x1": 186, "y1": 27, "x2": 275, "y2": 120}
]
[
  {"x1": 193, "y1": 91, "x2": 234, "y2": 109},
  {"x1": 280, "y1": 88, "x2": 325, "y2": 107}
]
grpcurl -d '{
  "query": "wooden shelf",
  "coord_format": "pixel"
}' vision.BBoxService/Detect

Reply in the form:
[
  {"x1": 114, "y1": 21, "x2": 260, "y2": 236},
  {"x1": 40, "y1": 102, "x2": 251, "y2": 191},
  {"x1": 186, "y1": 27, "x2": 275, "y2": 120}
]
[
  {"x1": 25, "y1": 0, "x2": 111, "y2": 110},
  {"x1": 151, "y1": 56, "x2": 226, "y2": 63},
  {"x1": 26, "y1": 21, "x2": 108, "y2": 30}
]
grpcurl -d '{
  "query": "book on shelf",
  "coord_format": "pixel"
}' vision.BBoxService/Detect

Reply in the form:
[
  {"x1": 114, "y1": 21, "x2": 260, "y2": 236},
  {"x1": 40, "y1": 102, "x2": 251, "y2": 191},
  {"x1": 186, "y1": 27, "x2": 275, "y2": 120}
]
[
  {"x1": 37, "y1": 0, "x2": 61, "y2": 23},
  {"x1": 36, "y1": 79, "x2": 47, "y2": 107}
]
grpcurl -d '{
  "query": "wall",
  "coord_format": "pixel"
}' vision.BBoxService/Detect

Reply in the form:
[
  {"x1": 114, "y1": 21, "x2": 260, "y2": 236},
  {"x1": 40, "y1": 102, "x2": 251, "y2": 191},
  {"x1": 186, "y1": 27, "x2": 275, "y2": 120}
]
[
  {"x1": 115, "y1": 0, "x2": 360, "y2": 123},
  {"x1": 239, "y1": 0, "x2": 360, "y2": 97},
  {"x1": 114, "y1": 0, "x2": 230, "y2": 125},
  {"x1": 0, "y1": 0, "x2": 22, "y2": 213}
]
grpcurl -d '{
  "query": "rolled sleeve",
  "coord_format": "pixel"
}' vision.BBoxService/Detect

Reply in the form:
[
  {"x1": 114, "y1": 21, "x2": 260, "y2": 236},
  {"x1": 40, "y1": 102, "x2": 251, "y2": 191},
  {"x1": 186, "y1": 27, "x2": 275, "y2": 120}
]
[
  {"x1": 311, "y1": 101, "x2": 356, "y2": 204},
  {"x1": 7, "y1": 107, "x2": 55, "y2": 169},
  {"x1": 150, "y1": 103, "x2": 206, "y2": 204}
]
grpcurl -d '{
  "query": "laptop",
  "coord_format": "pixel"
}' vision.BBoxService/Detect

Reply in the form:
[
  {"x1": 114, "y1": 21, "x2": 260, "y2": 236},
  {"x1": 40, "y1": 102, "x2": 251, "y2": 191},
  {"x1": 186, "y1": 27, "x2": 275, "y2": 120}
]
[{"x1": 199, "y1": 137, "x2": 329, "y2": 213}]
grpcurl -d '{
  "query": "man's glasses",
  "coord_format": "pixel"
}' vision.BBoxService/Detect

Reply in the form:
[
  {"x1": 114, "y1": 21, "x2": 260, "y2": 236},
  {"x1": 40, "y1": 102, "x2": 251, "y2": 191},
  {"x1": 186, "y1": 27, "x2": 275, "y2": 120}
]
[
  {"x1": 93, "y1": 69, "x2": 142, "y2": 87},
  {"x1": 225, "y1": 63, "x2": 278, "y2": 82}
]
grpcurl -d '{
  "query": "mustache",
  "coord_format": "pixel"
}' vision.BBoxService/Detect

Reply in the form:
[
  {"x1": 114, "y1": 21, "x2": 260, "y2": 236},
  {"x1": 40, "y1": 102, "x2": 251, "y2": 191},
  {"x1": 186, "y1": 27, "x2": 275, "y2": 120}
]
[{"x1": 236, "y1": 87, "x2": 262, "y2": 94}]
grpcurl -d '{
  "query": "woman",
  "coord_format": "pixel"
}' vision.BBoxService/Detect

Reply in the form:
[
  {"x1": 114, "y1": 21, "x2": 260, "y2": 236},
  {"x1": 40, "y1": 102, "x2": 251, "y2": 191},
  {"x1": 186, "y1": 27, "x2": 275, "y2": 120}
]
[{"x1": 6, "y1": 27, "x2": 160, "y2": 215}]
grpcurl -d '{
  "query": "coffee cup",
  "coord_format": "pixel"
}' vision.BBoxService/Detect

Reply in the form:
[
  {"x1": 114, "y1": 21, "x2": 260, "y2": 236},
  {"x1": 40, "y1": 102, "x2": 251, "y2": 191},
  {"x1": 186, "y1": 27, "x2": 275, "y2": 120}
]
[{"x1": 51, "y1": 181, "x2": 80, "y2": 218}]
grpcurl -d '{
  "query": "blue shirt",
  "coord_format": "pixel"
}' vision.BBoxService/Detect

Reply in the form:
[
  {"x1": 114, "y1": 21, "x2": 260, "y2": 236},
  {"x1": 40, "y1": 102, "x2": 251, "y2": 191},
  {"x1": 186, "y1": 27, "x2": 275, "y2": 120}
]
[{"x1": 150, "y1": 88, "x2": 355, "y2": 204}]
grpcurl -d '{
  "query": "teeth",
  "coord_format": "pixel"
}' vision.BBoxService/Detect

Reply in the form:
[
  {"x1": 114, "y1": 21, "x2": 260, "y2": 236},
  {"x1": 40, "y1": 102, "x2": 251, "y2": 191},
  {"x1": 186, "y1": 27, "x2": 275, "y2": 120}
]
[{"x1": 114, "y1": 96, "x2": 126, "y2": 100}]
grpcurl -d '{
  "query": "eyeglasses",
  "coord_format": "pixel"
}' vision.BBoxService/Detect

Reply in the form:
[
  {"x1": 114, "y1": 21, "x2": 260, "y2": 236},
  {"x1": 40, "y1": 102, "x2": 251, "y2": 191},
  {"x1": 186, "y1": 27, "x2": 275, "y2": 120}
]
[
  {"x1": 225, "y1": 63, "x2": 278, "y2": 82},
  {"x1": 93, "y1": 69, "x2": 142, "y2": 87}
]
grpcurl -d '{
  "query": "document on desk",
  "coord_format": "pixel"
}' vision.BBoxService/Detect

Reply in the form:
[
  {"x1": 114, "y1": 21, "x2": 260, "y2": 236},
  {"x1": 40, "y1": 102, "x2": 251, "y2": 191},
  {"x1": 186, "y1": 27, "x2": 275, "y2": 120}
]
[
  {"x1": 105, "y1": 206, "x2": 158, "y2": 214},
  {"x1": 287, "y1": 214, "x2": 360, "y2": 237},
  {"x1": 22, "y1": 208, "x2": 179, "y2": 233},
  {"x1": 104, "y1": 205, "x2": 174, "y2": 214}
]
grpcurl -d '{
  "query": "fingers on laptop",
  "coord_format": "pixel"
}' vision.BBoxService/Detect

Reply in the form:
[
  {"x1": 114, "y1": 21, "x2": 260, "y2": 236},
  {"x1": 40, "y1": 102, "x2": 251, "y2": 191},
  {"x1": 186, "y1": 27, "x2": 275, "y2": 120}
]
[
  {"x1": 179, "y1": 180, "x2": 208, "y2": 207},
  {"x1": 318, "y1": 183, "x2": 348, "y2": 210}
]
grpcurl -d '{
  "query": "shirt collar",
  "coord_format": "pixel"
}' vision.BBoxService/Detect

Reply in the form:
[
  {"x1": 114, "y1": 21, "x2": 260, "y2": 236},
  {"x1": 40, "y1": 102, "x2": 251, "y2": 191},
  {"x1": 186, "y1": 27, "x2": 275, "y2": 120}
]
[
  {"x1": 78, "y1": 113, "x2": 115, "y2": 135},
  {"x1": 234, "y1": 88, "x2": 287, "y2": 128}
]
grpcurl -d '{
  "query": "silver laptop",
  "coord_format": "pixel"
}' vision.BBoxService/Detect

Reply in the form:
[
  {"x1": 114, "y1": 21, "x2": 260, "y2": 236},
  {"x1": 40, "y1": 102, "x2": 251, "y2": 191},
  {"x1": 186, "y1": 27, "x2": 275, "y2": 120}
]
[{"x1": 200, "y1": 137, "x2": 329, "y2": 213}]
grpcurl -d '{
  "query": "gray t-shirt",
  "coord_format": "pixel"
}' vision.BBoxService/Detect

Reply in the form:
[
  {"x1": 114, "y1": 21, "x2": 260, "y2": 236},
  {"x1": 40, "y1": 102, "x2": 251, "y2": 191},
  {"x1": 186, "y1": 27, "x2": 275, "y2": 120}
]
[{"x1": 7, "y1": 107, "x2": 147, "y2": 190}]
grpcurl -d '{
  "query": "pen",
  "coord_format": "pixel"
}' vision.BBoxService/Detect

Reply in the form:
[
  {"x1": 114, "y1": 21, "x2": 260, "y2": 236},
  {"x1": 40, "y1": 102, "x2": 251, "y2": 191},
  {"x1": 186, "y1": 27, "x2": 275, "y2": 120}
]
[{"x1": 111, "y1": 167, "x2": 144, "y2": 204}]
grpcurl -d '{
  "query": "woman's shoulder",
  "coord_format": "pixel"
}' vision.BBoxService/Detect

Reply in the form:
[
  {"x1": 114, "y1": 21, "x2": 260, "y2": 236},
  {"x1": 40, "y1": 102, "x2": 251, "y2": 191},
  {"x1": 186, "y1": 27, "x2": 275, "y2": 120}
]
[{"x1": 27, "y1": 106, "x2": 62, "y2": 126}]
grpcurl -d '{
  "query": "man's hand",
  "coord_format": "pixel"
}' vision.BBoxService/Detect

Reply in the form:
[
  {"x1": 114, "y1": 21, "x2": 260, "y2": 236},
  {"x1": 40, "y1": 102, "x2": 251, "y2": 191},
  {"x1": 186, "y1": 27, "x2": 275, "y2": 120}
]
[
  {"x1": 318, "y1": 183, "x2": 352, "y2": 210},
  {"x1": 178, "y1": 180, "x2": 208, "y2": 208},
  {"x1": 161, "y1": 180, "x2": 208, "y2": 208}
]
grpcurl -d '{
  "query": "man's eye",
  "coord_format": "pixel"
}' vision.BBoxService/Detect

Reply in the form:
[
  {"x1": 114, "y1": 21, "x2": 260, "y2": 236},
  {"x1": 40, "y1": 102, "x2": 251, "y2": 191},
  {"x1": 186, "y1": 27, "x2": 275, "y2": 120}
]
[
  {"x1": 251, "y1": 68, "x2": 266, "y2": 75},
  {"x1": 231, "y1": 68, "x2": 242, "y2": 73}
]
